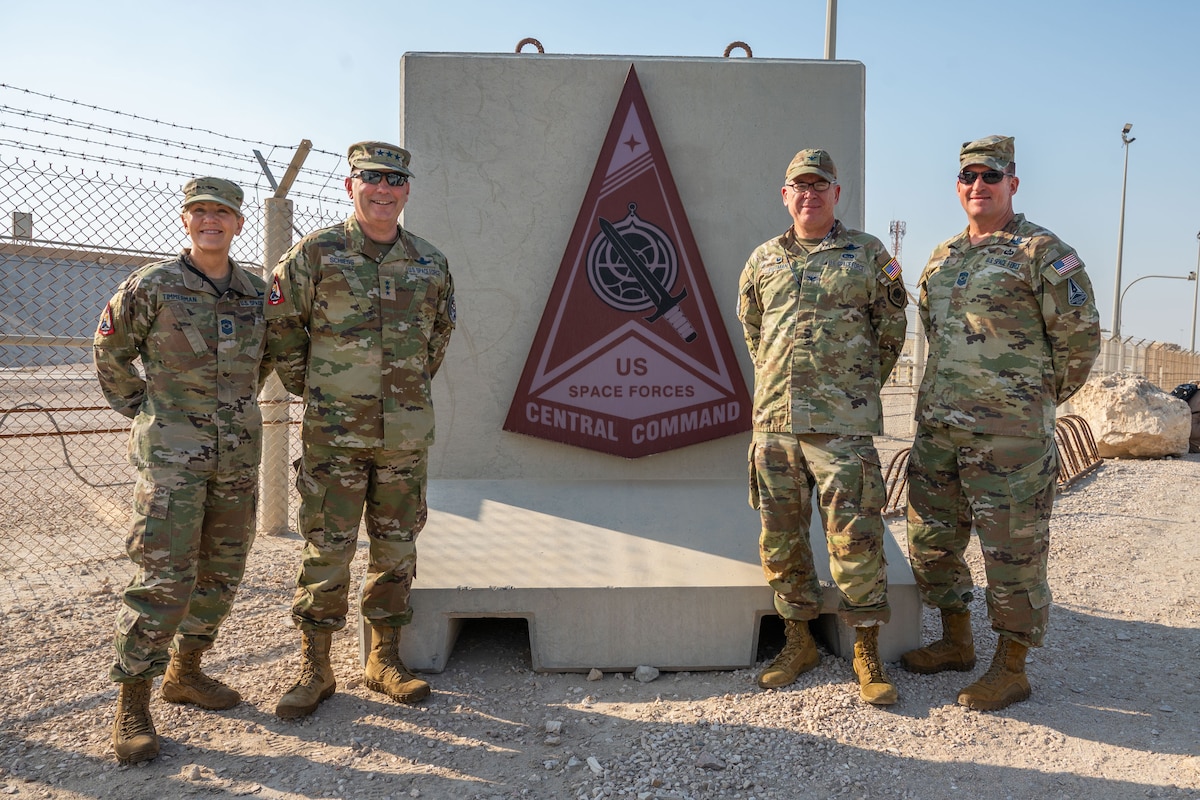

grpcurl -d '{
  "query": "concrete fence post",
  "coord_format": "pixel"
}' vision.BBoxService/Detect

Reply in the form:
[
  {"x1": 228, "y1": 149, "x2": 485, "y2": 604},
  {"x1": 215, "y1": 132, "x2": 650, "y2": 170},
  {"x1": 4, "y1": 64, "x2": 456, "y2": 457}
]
[{"x1": 260, "y1": 196, "x2": 293, "y2": 535}]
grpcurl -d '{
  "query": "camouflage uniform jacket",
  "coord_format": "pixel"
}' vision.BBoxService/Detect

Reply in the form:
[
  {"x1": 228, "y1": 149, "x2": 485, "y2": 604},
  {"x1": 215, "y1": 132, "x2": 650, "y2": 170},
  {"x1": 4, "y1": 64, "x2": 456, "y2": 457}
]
[
  {"x1": 265, "y1": 215, "x2": 455, "y2": 450},
  {"x1": 93, "y1": 252, "x2": 269, "y2": 471},
  {"x1": 916, "y1": 213, "x2": 1101, "y2": 438},
  {"x1": 738, "y1": 221, "x2": 908, "y2": 435}
]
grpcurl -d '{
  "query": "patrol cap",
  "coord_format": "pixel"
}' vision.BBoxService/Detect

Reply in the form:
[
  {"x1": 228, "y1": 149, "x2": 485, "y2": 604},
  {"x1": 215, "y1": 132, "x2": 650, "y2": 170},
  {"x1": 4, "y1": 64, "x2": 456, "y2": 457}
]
[
  {"x1": 784, "y1": 148, "x2": 837, "y2": 184},
  {"x1": 960, "y1": 135, "x2": 1016, "y2": 173},
  {"x1": 181, "y1": 177, "x2": 244, "y2": 215},
  {"x1": 347, "y1": 140, "x2": 414, "y2": 177}
]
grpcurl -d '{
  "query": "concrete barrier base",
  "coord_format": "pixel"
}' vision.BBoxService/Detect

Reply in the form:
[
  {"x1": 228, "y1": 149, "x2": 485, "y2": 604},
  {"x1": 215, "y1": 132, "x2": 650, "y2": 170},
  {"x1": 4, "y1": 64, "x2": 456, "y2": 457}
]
[{"x1": 359, "y1": 479, "x2": 921, "y2": 672}]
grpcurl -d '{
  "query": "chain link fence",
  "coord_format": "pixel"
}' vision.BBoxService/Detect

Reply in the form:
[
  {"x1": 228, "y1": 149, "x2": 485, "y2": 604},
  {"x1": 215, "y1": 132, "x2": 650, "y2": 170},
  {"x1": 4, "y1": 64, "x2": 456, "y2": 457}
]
[
  {"x1": 5, "y1": 149, "x2": 1200, "y2": 612},
  {"x1": 0, "y1": 155, "x2": 349, "y2": 606}
]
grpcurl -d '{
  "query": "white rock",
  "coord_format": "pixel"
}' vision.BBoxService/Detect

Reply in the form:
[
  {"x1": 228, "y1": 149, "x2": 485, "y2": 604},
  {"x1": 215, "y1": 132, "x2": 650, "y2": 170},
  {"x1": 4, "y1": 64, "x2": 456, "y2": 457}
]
[
  {"x1": 634, "y1": 665, "x2": 660, "y2": 683},
  {"x1": 1071, "y1": 373, "x2": 1190, "y2": 458},
  {"x1": 586, "y1": 668, "x2": 603, "y2": 681},
  {"x1": 586, "y1": 756, "x2": 603, "y2": 775}
]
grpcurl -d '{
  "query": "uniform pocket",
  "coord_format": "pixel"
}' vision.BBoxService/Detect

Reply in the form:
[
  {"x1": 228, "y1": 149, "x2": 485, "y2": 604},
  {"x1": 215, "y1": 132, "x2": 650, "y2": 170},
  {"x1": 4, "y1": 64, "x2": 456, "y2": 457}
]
[
  {"x1": 1006, "y1": 441, "x2": 1058, "y2": 538},
  {"x1": 747, "y1": 440, "x2": 761, "y2": 510},
  {"x1": 857, "y1": 449, "x2": 887, "y2": 516},
  {"x1": 295, "y1": 459, "x2": 330, "y2": 542}
]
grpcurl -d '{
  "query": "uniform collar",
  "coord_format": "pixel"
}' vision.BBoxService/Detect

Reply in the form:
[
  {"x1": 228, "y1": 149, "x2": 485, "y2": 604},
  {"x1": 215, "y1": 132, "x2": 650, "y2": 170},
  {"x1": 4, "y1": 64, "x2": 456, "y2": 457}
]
[
  {"x1": 780, "y1": 219, "x2": 845, "y2": 254},
  {"x1": 179, "y1": 250, "x2": 258, "y2": 297},
  {"x1": 949, "y1": 212, "x2": 1027, "y2": 251},
  {"x1": 344, "y1": 215, "x2": 421, "y2": 261}
]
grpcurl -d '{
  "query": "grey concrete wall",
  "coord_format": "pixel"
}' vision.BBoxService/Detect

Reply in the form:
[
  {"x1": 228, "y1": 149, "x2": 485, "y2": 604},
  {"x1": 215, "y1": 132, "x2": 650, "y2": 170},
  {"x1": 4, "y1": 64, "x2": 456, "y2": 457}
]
[{"x1": 400, "y1": 52, "x2": 866, "y2": 479}]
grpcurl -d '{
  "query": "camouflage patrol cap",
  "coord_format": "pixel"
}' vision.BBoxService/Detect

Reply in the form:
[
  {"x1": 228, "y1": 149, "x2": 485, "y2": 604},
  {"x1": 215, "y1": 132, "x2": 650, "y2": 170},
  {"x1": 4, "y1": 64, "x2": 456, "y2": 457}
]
[
  {"x1": 960, "y1": 135, "x2": 1016, "y2": 173},
  {"x1": 347, "y1": 141, "x2": 414, "y2": 177},
  {"x1": 785, "y1": 149, "x2": 838, "y2": 184},
  {"x1": 181, "y1": 177, "x2": 244, "y2": 215}
]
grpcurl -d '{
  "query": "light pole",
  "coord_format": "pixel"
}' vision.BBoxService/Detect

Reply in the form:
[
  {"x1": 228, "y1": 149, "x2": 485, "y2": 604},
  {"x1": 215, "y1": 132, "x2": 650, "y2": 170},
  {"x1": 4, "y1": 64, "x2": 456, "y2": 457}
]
[
  {"x1": 1111, "y1": 123, "x2": 1135, "y2": 339},
  {"x1": 1117, "y1": 273, "x2": 1196, "y2": 345}
]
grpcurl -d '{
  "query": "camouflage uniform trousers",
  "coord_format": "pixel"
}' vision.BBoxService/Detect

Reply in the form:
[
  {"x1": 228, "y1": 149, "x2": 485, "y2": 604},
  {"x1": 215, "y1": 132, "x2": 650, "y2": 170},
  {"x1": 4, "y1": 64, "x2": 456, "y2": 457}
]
[
  {"x1": 291, "y1": 442, "x2": 428, "y2": 631},
  {"x1": 905, "y1": 423, "x2": 1058, "y2": 647},
  {"x1": 112, "y1": 465, "x2": 257, "y2": 683},
  {"x1": 750, "y1": 431, "x2": 890, "y2": 626}
]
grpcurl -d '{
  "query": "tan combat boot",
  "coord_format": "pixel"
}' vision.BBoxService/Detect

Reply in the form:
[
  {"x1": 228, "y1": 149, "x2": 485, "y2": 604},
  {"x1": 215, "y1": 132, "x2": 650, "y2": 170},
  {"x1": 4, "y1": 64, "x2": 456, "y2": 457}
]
[
  {"x1": 957, "y1": 636, "x2": 1031, "y2": 711},
  {"x1": 364, "y1": 625, "x2": 430, "y2": 703},
  {"x1": 161, "y1": 649, "x2": 241, "y2": 710},
  {"x1": 757, "y1": 619, "x2": 820, "y2": 689},
  {"x1": 852, "y1": 625, "x2": 898, "y2": 705},
  {"x1": 112, "y1": 678, "x2": 159, "y2": 764},
  {"x1": 275, "y1": 630, "x2": 336, "y2": 720},
  {"x1": 900, "y1": 608, "x2": 976, "y2": 674}
]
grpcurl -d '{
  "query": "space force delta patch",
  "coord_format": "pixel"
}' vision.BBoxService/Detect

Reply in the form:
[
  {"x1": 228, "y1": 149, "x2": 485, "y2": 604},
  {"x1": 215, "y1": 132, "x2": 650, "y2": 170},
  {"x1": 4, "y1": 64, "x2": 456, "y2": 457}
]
[{"x1": 1067, "y1": 277, "x2": 1088, "y2": 307}]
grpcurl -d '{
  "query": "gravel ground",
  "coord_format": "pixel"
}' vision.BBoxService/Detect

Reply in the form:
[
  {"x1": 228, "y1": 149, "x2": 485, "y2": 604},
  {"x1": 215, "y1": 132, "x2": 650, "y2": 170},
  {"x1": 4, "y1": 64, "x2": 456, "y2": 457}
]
[{"x1": 2, "y1": 450, "x2": 1198, "y2": 800}]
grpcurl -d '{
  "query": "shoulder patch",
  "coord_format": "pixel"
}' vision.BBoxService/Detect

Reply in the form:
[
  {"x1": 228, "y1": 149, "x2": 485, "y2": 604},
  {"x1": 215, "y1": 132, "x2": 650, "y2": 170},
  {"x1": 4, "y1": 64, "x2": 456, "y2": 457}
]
[
  {"x1": 97, "y1": 302, "x2": 115, "y2": 336},
  {"x1": 1067, "y1": 277, "x2": 1088, "y2": 307},
  {"x1": 881, "y1": 257, "x2": 902, "y2": 281},
  {"x1": 1051, "y1": 253, "x2": 1082, "y2": 276},
  {"x1": 888, "y1": 283, "x2": 907, "y2": 308},
  {"x1": 268, "y1": 274, "x2": 284, "y2": 305}
]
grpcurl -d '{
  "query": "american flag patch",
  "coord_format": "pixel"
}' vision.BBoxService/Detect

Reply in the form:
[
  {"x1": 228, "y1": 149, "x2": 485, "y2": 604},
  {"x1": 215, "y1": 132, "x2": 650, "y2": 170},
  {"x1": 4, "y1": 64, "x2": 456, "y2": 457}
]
[
  {"x1": 1053, "y1": 253, "x2": 1081, "y2": 275},
  {"x1": 882, "y1": 258, "x2": 902, "y2": 280}
]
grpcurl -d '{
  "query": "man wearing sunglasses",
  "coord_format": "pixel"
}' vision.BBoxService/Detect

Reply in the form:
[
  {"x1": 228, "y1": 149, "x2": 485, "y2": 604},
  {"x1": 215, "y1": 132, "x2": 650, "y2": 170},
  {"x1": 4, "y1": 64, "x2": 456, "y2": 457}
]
[
  {"x1": 265, "y1": 141, "x2": 456, "y2": 719},
  {"x1": 738, "y1": 148, "x2": 908, "y2": 706},
  {"x1": 901, "y1": 135, "x2": 1100, "y2": 711}
]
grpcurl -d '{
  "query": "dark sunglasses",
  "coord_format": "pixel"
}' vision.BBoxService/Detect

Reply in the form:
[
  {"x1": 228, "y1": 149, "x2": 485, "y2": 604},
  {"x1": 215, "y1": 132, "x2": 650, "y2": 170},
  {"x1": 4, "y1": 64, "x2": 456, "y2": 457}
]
[
  {"x1": 354, "y1": 170, "x2": 409, "y2": 187},
  {"x1": 957, "y1": 169, "x2": 1010, "y2": 185}
]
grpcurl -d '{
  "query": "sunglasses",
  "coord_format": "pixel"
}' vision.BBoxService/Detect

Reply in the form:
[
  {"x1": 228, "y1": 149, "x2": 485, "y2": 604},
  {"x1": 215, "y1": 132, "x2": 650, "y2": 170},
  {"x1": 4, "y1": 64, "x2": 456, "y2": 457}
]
[
  {"x1": 957, "y1": 169, "x2": 1010, "y2": 185},
  {"x1": 354, "y1": 170, "x2": 409, "y2": 187}
]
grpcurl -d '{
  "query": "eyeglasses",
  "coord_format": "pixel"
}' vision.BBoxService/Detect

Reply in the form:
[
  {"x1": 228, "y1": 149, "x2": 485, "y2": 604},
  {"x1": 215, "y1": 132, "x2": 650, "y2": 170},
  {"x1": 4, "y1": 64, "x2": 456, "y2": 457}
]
[
  {"x1": 957, "y1": 169, "x2": 1011, "y2": 185},
  {"x1": 353, "y1": 170, "x2": 409, "y2": 187},
  {"x1": 786, "y1": 179, "x2": 833, "y2": 193}
]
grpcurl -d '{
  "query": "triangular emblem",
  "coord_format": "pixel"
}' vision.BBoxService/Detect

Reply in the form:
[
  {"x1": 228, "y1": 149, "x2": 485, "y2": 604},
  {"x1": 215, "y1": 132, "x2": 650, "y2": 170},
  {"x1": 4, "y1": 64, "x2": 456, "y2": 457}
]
[{"x1": 503, "y1": 66, "x2": 751, "y2": 458}]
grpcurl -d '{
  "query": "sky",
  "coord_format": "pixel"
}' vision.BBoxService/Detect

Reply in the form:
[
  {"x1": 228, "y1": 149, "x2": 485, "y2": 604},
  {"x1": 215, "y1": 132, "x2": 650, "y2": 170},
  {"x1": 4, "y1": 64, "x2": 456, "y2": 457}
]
[{"x1": 4, "y1": 0, "x2": 1200, "y2": 348}]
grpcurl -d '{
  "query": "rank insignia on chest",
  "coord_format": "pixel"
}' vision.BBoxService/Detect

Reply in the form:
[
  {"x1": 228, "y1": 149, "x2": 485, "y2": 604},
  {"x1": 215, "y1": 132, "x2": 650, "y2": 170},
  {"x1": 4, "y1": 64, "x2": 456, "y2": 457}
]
[{"x1": 955, "y1": 271, "x2": 969, "y2": 288}]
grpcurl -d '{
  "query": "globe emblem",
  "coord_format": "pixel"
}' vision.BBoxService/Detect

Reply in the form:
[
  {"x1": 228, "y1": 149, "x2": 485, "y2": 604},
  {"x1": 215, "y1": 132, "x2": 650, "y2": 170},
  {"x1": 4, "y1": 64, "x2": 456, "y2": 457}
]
[{"x1": 586, "y1": 204, "x2": 678, "y2": 313}]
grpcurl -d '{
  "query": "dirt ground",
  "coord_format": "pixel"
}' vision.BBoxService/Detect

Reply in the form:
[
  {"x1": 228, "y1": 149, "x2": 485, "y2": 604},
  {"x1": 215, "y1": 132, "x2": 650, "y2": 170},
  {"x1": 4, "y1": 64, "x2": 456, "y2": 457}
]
[{"x1": 1, "y1": 449, "x2": 1198, "y2": 800}]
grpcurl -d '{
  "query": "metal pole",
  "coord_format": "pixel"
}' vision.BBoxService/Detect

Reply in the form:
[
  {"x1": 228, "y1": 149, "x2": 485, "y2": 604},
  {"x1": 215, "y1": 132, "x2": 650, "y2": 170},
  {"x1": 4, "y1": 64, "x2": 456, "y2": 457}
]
[
  {"x1": 1193, "y1": 232, "x2": 1200, "y2": 352},
  {"x1": 824, "y1": 0, "x2": 837, "y2": 59},
  {"x1": 1111, "y1": 124, "x2": 1135, "y2": 339}
]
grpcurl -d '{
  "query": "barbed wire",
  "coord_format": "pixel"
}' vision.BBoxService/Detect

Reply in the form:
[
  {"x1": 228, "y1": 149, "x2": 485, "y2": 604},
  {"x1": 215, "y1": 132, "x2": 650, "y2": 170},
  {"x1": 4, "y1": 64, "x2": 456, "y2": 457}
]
[
  {"x1": 0, "y1": 140, "x2": 349, "y2": 206},
  {"x1": 0, "y1": 117, "x2": 349, "y2": 197},
  {"x1": 0, "y1": 83, "x2": 343, "y2": 159}
]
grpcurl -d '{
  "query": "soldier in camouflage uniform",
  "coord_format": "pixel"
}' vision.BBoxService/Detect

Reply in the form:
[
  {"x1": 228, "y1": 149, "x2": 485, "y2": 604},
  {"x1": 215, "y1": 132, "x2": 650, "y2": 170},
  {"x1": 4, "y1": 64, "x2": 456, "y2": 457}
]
[
  {"x1": 738, "y1": 149, "x2": 908, "y2": 705},
  {"x1": 901, "y1": 136, "x2": 1101, "y2": 711},
  {"x1": 94, "y1": 177, "x2": 270, "y2": 763},
  {"x1": 266, "y1": 141, "x2": 455, "y2": 719}
]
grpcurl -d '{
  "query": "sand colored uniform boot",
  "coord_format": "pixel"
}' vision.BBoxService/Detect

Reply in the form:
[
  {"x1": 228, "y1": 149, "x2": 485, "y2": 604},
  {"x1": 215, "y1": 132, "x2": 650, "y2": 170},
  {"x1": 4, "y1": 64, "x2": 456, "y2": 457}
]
[
  {"x1": 853, "y1": 625, "x2": 898, "y2": 705},
  {"x1": 364, "y1": 625, "x2": 430, "y2": 704},
  {"x1": 161, "y1": 649, "x2": 241, "y2": 710},
  {"x1": 757, "y1": 619, "x2": 821, "y2": 689},
  {"x1": 957, "y1": 636, "x2": 1031, "y2": 711},
  {"x1": 275, "y1": 630, "x2": 336, "y2": 719},
  {"x1": 900, "y1": 608, "x2": 976, "y2": 674},
  {"x1": 112, "y1": 678, "x2": 159, "y2": 764}
]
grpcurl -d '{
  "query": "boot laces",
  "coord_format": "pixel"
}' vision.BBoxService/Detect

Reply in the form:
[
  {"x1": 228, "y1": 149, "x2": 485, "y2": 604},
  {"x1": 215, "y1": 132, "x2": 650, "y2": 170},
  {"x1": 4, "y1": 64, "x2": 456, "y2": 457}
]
[
  {"x1": 859, "y1": 646, "x2": 885, "y2": 681},
  {"x1": 976, "y1": 639, "x2": 1013, "y2": 686},
  {"x1": 118, "y1": 683, "x2": 154, "y2": 738},
  {"x1": 770, "y1": 625, "x2": 809, "y2": 669}
]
